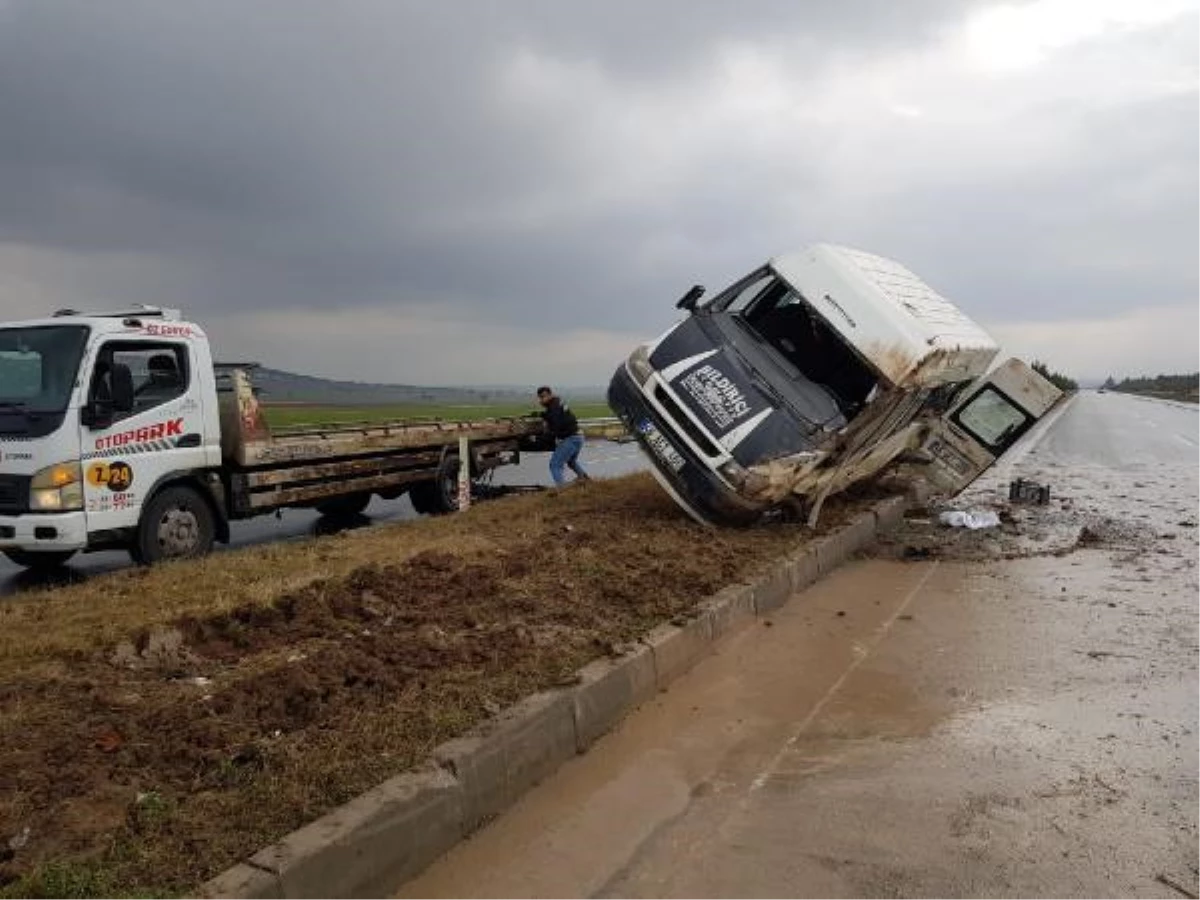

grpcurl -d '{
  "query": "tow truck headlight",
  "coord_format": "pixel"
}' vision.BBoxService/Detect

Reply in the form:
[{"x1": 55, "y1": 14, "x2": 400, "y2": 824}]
[
  {"x1": 626, "y1": 345, "x2": 655, "y2": 385},
  {"x1": 30, "y1": 461, "x2": 84, "y2": 512}
]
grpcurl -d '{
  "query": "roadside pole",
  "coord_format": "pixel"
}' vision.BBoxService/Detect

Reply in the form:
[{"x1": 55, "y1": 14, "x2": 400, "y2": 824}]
[{"x1": 457, "y1": 435, "x2": 471, "y2": 511}]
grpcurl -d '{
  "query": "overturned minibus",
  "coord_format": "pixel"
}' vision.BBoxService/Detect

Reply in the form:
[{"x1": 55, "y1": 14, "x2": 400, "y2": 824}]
[{"x1": 608, "y1": 243, "x2": 1061, "y2": 526}]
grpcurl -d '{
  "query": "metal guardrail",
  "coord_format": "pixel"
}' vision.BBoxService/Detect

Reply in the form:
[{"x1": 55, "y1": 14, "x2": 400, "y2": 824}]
[{"x1": 579, "y1": 416, "x2": 631, "y2": 440}]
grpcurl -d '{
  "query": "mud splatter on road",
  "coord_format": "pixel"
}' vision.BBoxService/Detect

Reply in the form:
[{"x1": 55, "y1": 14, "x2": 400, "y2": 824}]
[{"x1": 879, "y1": 391, "x2": 1198, "y2": 564}]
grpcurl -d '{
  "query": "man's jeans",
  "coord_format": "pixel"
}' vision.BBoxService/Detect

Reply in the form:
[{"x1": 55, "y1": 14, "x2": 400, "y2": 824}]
[{"x1": 550, "y1": 434, "x2": 588, "y2": 485}]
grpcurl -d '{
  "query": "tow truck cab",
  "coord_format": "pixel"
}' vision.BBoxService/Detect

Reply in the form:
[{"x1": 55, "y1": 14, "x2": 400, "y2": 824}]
[
  {"x1": 0, "y1": 308, "x2": 222, "y2": 567},
  {"x1": 608, "y1": 244, "x2": 1061, "y2": 525}
]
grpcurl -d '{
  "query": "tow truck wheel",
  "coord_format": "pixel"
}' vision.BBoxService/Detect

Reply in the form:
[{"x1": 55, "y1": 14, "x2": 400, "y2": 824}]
[
  {"x1": 409, "y1": 456, "x2": 461, "y2": 515},
  {"x1": 408, "y1": 481, "x2": 434, "y2": 514},
  {"x1": 133, "y1": 485, "x2": 216, "y2": 565},
  {"x1": 3, "y1": 549, "x2": 77, "y2": 570},
  {"x1": 315, "y1": 493, "x2": 372, "y2": 518}
]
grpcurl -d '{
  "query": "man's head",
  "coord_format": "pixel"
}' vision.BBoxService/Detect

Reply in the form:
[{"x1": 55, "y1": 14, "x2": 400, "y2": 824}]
[{"x1": 537, "y1": 386, "x2": 554, "y2": 408}]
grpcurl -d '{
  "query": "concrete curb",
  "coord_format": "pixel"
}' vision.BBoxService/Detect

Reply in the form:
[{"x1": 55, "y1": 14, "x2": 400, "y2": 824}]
[
  {"x1": 243, "y1": 766, "x2": 462, "y2": 899},
  {"x1": 573, "y1": 645, "x2": 657, "y2": 752},
  {"x1": 197, "y1": 495, "x2": 907, "y2": 898},
  {"x1": 431, "y1": 690, "x2": 576, "y2": 834}
]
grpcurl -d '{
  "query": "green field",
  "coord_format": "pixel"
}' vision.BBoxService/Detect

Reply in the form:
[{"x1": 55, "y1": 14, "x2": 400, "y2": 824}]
[{"x1": 262, "y1": 401, "x2": 613, "y2": 429}]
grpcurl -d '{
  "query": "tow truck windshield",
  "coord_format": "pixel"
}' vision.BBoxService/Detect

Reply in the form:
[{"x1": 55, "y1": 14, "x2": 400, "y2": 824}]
[{"x1": 0, "y1": 325, "x2": 89, "y2": 433}]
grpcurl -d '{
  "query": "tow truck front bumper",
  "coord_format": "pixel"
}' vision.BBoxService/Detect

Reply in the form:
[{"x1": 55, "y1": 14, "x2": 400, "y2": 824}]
[{"x1": 0, "y1": 512, "x2": 89, "y2": 552}]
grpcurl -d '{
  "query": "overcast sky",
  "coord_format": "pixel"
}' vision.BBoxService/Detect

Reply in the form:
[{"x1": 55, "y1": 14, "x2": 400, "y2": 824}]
[{"x1": 0, "y1": 0, "x2": 1196, "y2": 386}]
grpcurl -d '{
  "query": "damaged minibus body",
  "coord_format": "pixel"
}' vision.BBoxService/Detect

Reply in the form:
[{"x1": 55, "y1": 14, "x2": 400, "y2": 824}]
[{"x1": 608, "y1": 244, "x2": 1061, "y2": 526}]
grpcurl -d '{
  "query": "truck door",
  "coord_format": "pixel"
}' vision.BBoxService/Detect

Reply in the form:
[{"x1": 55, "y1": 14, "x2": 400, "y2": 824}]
[
  {"x1": 79, "y1": 339, "x2": 206, "y2": 534},
  {"x1": 919, "y1": 358, "x2": 1062, "y2": 497}
]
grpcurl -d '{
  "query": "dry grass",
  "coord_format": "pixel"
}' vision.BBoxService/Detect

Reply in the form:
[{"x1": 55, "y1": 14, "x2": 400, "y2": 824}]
[
  {"x1": 262, "y1": 401, "x2": 613, "y2": 429},
  {"x1": 0, "y1": 514, "x2": 510, "y2": 674},
  {"x1": 0, "y1": 474, "x2": 881, "y2": 897}
]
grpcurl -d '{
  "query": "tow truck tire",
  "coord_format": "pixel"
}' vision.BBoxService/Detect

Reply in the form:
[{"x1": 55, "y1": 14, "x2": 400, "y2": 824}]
[
  {"x1": 3, "y1": 549, "x2": 77, "y2": 570},
  {"x1": 408, "y1": 482, "x2": 432, "y2": 515},
  {"x1": 132, "y1": 485, "x2": 216, "y2": 565},
  {"x1": 409, "y1": 456, "x2": 461, "y2": 515},
  {"x1": 315, "y1": 493, "x2": 372, "y2": 518}
]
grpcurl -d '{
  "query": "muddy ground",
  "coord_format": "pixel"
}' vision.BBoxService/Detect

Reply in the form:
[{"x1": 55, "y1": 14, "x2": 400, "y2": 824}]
[
  {"x1": 874, "y1": 462, "x2": 1190, "y2": 565},
  {"x1": 0, "y1": 474, "x2": 879, "y2": 897},
  {"x1": 873, "y1": 389, "x2": 1198, "y2": 568}
]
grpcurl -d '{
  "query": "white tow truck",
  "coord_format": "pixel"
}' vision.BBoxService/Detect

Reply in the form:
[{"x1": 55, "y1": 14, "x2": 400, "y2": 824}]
[{"x1": 0, "y1": 307, "x2": 549, "y2": 570}]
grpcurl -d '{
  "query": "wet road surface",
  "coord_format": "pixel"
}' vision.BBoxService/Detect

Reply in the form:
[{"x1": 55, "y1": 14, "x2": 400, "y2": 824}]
[
  {"x1": 0, "y1": 440, "x2": 645, "y2": 595},
  {"x1": 399, "y1": 392, "x2": 1198, "y2": 898}
]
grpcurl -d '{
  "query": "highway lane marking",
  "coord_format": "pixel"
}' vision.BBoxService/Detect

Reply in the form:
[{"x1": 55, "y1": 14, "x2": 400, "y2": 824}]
[
  {"x1": 586, "y1": 455, "x2": 642, "y2": 466},
  {"x1": 748, "y1": 560, "x2": 942, "y2": 792}
]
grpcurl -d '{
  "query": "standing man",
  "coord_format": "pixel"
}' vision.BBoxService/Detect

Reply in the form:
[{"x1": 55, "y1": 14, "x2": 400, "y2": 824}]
[{"x1": 537, "y1": 386, "x2": 590, "y2": 486}]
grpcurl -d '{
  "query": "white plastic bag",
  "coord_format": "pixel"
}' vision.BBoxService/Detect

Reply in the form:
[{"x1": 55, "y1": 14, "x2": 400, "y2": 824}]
[{"x1": 938, "y1": 510, "x2": 1001, "y2": 530}]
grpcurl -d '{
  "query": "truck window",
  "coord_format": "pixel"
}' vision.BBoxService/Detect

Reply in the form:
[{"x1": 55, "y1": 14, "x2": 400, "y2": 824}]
[
  {"x1": 0, "y1": 325, "x2": 89, "y2": 413},
  {"x1": 0, "y1": 350, "x2": 42, "y2": 400},
  {"x1": 714, "y1": 269, "x2": 777, "y2": 312},
  {"x1": 91, "y1": 342, "x2": 190, "y2": 420},
  {"x1": 743, "y1": 290, "x2": 877, "y2": 415},
  {"x1": 951, "y1": 385, "x2": 1032, "y2": 452}
]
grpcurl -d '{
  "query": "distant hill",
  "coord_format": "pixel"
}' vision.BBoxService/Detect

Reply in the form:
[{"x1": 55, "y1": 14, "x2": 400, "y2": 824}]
[{"x1": 246, "y1": 367, "x2": 606, "y2": 405}]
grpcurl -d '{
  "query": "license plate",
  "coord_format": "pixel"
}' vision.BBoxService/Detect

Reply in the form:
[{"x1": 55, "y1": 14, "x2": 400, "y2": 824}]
[
  {"x1": 926, "y1": 436, "x2": 972, "y2": 476},
  {"x1": 637, "y1": 419, "x2": 685, "y2": 472}
]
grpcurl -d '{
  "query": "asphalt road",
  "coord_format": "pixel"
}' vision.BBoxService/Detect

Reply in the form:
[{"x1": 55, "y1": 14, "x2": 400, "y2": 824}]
[
  {"x1": 1034, "y1": 389, "x2": 1198, "y2": 469},
  {"x1": 0, "y1": 439, "x2": 646, "y2": 595},
  {"x1": 400, "y1": 392, "x2": 1199, "y2": 899}
]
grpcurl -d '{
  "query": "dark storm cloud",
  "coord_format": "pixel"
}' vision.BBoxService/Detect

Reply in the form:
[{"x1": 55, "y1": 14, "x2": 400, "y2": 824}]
[
  {"x1": 850, "y1": 90, "x2": 1200, "y2": 322},
  {"x1": 0, "y1": 0, "x2": 986, "y2": 328},
  {"x1": 0, "y1": 0, "x2": 1195, "y2": 382}
]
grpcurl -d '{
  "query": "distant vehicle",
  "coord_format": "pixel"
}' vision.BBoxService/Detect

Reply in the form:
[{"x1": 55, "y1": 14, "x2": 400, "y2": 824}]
[
  {"x1": 608, "y1": 244, "x2": 1062, "y2": 526},
  {"x1": 0, "y1": 308, "x2": 549, "y2": 569}
]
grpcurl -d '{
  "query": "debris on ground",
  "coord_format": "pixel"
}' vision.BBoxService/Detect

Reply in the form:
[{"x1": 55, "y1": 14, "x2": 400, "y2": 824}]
[
  {"x1": 875, "y1": 456, "x2": 1157, "y2": 563},
  {"x1": 939, "y1": 510, "x2": 1001, "y2": 530},
  {"x1": 1009, "y1": 477, "x2": 1052, "y2": 504}
]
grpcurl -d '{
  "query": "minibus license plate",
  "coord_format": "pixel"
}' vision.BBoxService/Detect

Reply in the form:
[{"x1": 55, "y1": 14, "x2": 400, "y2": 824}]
[{"x1": 637, "y1": 420, "x2": 685, "y2": 472}]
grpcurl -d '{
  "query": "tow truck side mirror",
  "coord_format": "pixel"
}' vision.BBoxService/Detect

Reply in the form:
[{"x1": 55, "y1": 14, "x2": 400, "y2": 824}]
[
  {"x1": 675, "y1": 284, "x2": 705, "y2": 312},
  {"x1": 110, "y1": 364, "x2": 135, "y2": 414},
  {"x1": 82, "y1": 363, "x2": 135, "y2": 430}
]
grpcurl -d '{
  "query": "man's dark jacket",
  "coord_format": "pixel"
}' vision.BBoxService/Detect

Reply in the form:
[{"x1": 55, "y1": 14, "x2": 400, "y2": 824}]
[{"x1": 541, "y1": 397, "x2": 579, "y2": 440}]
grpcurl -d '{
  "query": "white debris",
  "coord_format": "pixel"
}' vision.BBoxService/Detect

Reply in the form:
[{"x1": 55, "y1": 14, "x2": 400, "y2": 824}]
[{"x1": 939, "y1": 510, "x2": 1001, "y2": 529}]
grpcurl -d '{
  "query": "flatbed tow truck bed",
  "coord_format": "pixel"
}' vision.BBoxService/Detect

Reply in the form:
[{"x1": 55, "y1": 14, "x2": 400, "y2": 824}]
[{"x1": 219, "y1": 369, "x2": 550, "y2": 517}]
